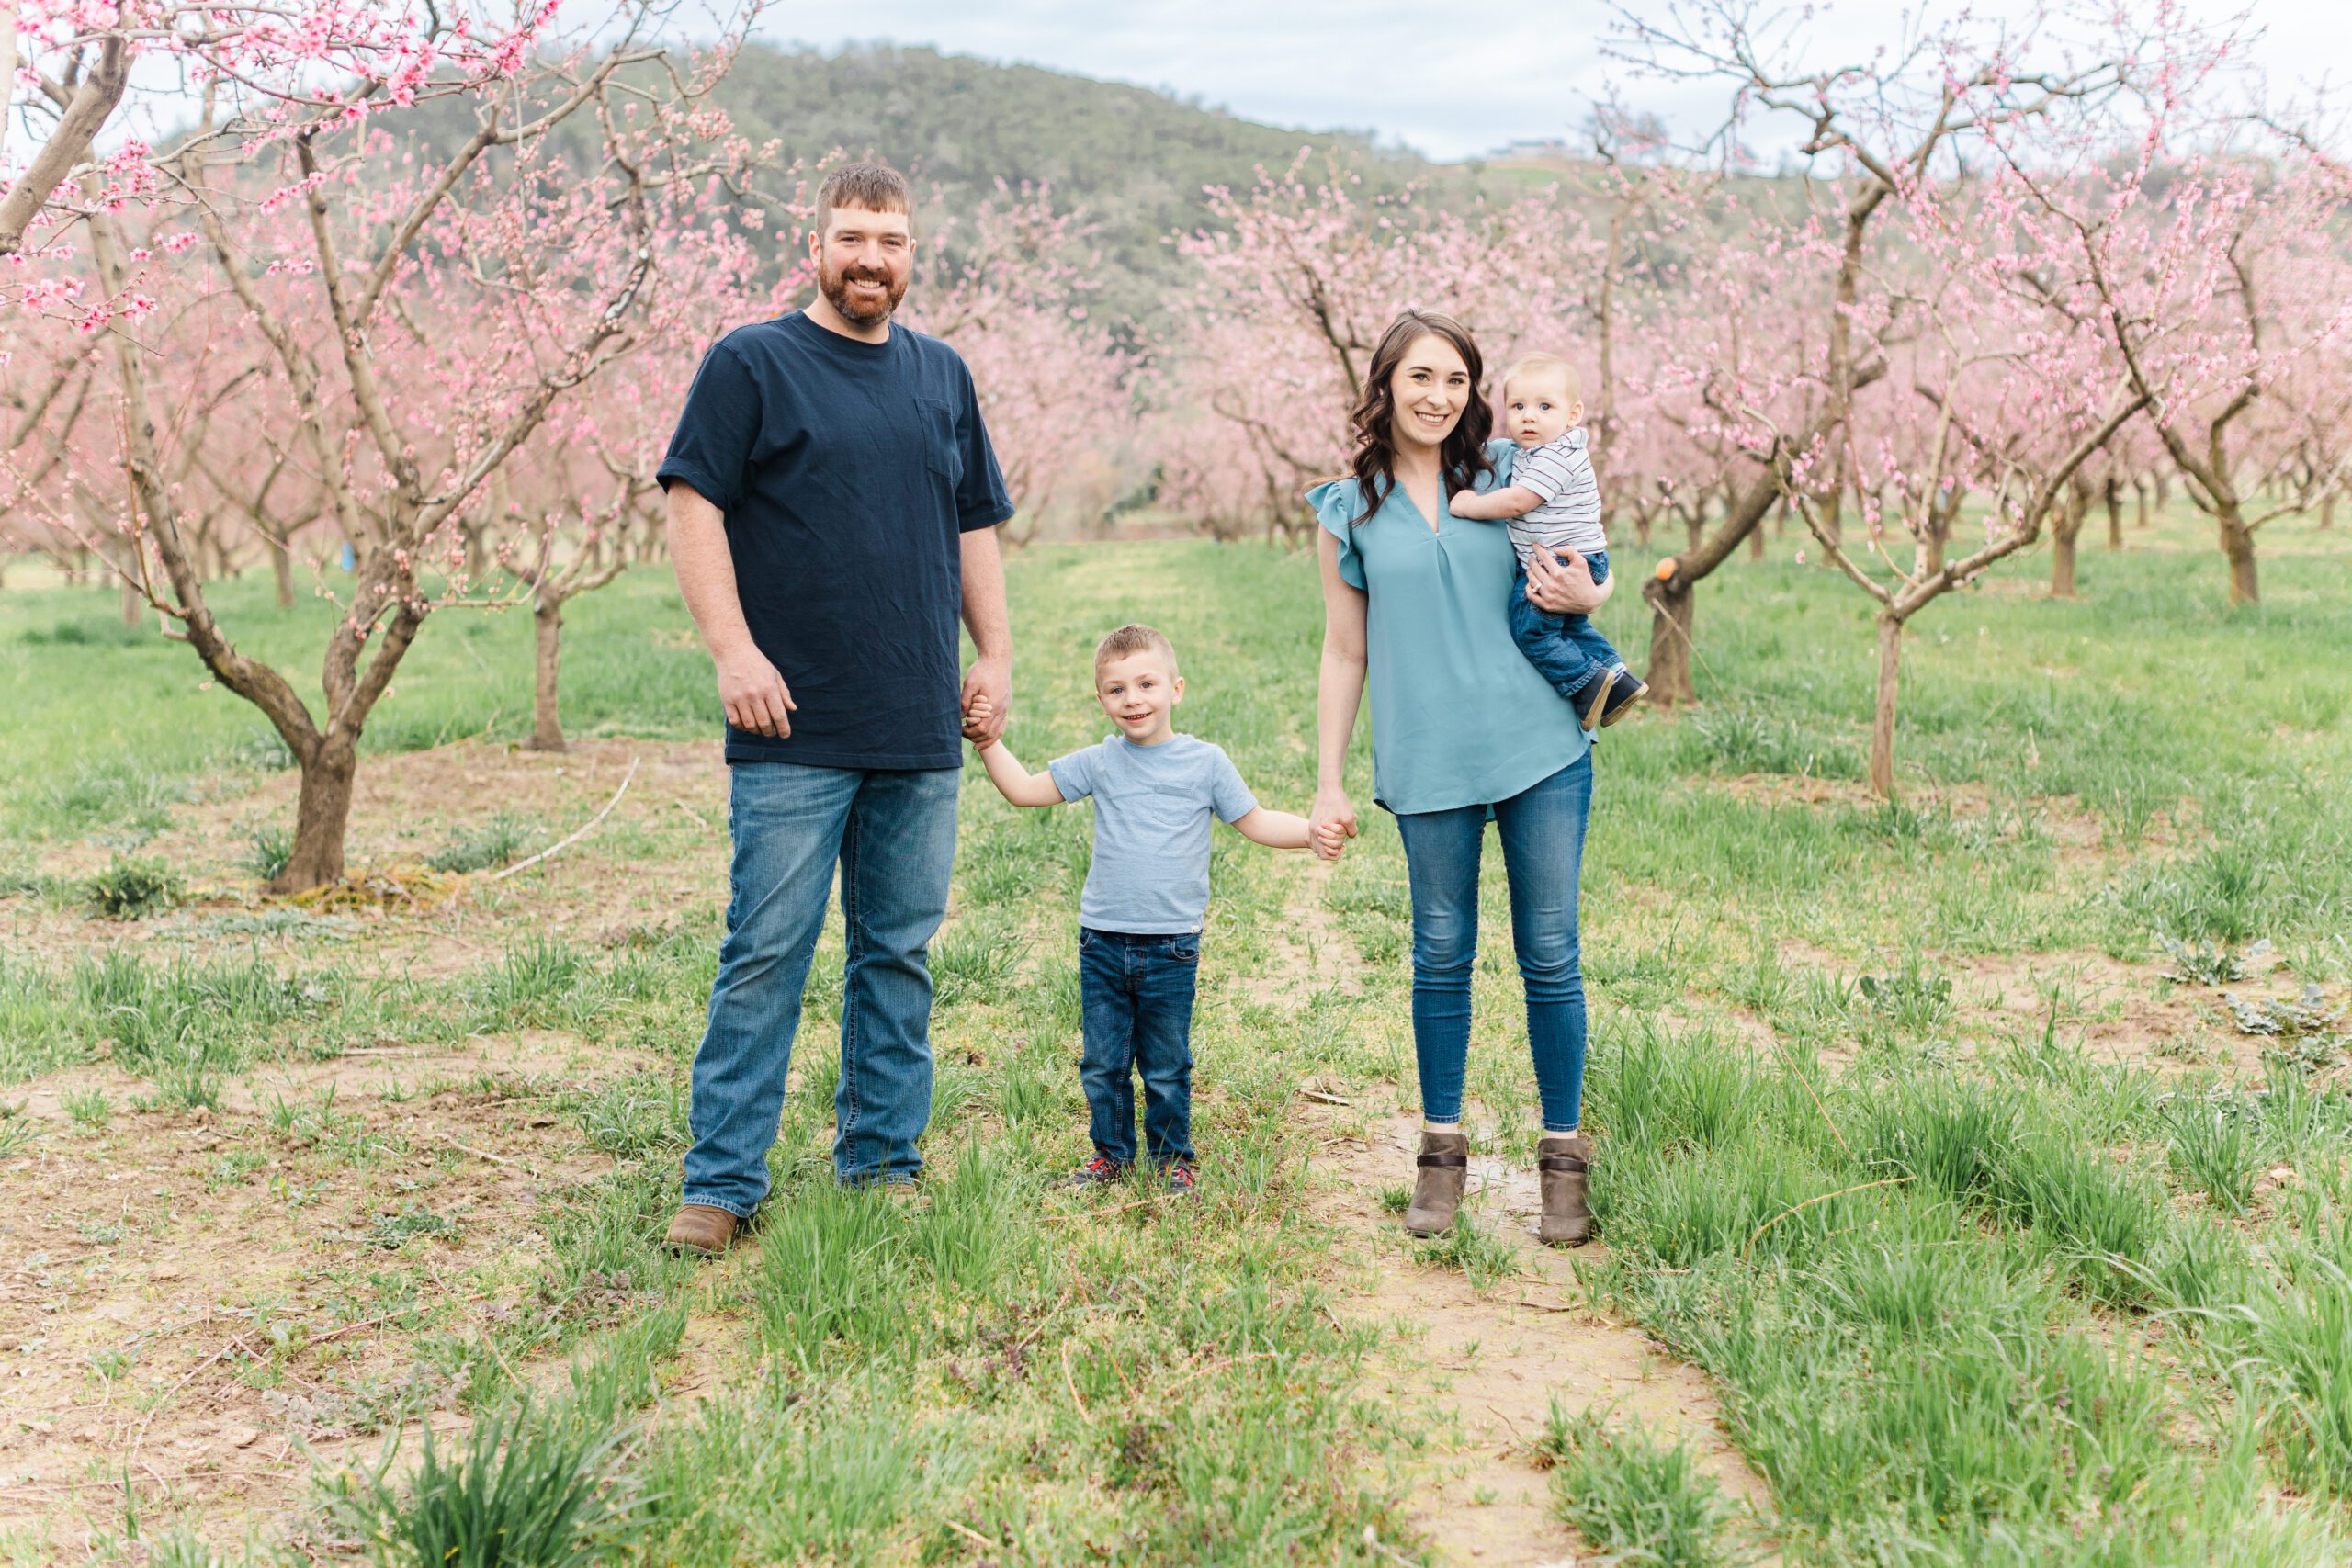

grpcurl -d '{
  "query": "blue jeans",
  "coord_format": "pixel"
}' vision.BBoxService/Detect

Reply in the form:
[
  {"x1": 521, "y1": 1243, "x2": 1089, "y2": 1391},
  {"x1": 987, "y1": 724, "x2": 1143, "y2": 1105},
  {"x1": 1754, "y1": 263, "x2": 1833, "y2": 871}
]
[
  {"x1": 1077, "y1": 927, "x2": 1200, "y2": 1166},
  {"x1": 1509, "y1": 549, "x2": 1623, "y2": 704},
  {"x1": 682, "y1": 762, "x2": 959, "y2": 1213},
  {"x1": 1390, "y1": 756, "x2": 1592, "y2": 1132}
]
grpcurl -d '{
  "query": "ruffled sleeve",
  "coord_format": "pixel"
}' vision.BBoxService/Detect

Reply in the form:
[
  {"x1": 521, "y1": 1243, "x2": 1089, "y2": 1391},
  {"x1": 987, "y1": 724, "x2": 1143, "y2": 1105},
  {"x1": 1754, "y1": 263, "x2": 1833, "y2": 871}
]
[{"x1": 1305, "y1": 478, "x2": 1367, "y2": 590}]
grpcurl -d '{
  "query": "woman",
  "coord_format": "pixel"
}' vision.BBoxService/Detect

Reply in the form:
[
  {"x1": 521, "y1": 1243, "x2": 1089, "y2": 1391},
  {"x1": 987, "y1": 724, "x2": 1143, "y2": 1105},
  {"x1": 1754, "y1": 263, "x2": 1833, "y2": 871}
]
[{"x1": 1306, "y1": 310, "x2": 1611, "y2": 1246}]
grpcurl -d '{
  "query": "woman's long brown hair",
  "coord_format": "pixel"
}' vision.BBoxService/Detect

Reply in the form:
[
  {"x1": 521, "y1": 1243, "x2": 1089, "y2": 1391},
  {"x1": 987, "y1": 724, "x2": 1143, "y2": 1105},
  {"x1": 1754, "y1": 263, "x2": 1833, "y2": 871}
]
[{"x1": 1345, "y1": 310, "x2": 1495, "y2": 525}]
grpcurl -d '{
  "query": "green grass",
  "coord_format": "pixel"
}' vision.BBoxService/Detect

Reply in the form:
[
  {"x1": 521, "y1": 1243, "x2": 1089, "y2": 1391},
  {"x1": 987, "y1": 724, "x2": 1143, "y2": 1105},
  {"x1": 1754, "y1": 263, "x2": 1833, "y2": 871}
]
[
  {"x1": 1540, "y1": 1404, "x2": 1733, "y2": 1568},
  {"x1": 4, "y1": 508, "x2": 2351, "y2": 1562}
]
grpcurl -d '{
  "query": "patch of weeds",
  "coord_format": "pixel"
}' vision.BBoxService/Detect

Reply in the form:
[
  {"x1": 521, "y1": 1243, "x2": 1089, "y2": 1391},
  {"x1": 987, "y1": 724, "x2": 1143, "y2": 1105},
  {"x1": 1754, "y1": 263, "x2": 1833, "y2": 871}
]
[
  {"x1": 244, "y1": 825, "x2": 294, "y2": 884},
  {"x1": 1856, "y1": 959, "x2": 1955, "y2": 1038},
  {"x1": 2160, "y1": 934, "x2": 2269, "y2": 987},
  {"x1": 2223, "y1": 986, "x2": 2346, "y2": 1041},
  {"x1": 186, "y1": 908, "x2": 361, "y2": 942},
  {"x1": 465, "y1": 937, "x2": 605, "y2": 1032},
  {"x1": 1414, "y1": 1210, "x2": 1519, "y2": 1292},
  {"x1": 330, "y1": 1392, "x2": 642, "y2": 1566},
  {"x1": 1690, "y1": 704, "x2": 1804, "y2": 776},
  {"x1": 930, "y1": 910, "x2": 1025, "y2": 1006},
  {"x1": 0, "y1": 1102, "x2": 35, "y2": 1157},
  {"x1": 24, "y1": 759, "x2": 184, "y2": 839},
  {"x1": 1538, "y1": 1403, "x2": 1730, "y2": 1568},
  {"x1": 364, "y1": 1206, "x2": 458, "y2": 1250},
  {"x1": 427, "y1": 813, "x2": 539, "y2": 874},
  {"x1": 1376, "y1": 1185, "x2": 1412, "y2": 1214},
  {"x1": 567, "y1": 1073, "x2": 688, "y2": 1160},
  {"x1": 222, "y1": 730, "x2": 298, "y2": 773},
  {"x1": 62, "y1": 1087, "x2": 110, "y2": 1128},
  {"x1": 85, "y1": 854, "x2": 184, "y2": 919},
  {"x1": 2163, "y1": 1093, "x2": 2266, "y2": 1213}
]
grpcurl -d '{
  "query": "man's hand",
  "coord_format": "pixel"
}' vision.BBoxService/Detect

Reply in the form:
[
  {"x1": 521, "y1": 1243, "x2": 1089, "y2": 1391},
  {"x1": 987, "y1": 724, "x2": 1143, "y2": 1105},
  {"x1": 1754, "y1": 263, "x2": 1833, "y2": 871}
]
[
  {"x1": 717, "y1": 646, "x2": 795, "y2": 738},
  {"x1": 961, "y1": 656, "x2": 1010, "y2": 746}
]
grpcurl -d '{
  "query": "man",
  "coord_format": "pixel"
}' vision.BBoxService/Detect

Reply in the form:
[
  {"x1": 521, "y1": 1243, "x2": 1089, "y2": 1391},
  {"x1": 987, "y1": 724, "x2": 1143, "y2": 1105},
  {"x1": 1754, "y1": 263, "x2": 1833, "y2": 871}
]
[{"x1": 656, "y1": 162, "x2": 1014, "y2": 1256}]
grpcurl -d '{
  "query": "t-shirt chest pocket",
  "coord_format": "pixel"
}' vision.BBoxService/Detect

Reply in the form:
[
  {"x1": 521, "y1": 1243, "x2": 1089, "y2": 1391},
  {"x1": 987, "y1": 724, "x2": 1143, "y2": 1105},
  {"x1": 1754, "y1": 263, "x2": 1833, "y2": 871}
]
[{"x1": 916, "y1": 398, "x2": 962, "y2": 485}]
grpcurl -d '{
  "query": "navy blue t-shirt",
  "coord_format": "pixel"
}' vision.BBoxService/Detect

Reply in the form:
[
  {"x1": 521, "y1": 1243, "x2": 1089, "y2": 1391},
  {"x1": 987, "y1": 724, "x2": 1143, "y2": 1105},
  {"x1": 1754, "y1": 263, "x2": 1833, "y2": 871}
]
[{"x1": 655, "y1": 311, "x2": 1014, "y2": 769}]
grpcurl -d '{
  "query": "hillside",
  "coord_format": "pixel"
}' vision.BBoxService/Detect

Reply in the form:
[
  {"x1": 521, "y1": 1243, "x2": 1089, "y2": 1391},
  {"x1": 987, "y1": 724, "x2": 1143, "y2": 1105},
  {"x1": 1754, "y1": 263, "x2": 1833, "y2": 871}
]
[{"x1": 705, "y1": 43, "x2": 1529, "y2": 328}]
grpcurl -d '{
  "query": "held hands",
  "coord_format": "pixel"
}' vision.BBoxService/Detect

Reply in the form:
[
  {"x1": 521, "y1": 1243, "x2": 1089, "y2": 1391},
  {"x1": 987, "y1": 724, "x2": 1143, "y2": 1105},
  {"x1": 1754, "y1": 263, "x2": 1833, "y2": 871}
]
[
  {"x1": 1307, "y1": 788, "x2": 1358, "y2": 863},
  {"x1": 718, "y1": 647, "x2": 795, "y2": 738},
  {"x1": 961, "y1": 659, "x2": 1010, "y2": 746}
]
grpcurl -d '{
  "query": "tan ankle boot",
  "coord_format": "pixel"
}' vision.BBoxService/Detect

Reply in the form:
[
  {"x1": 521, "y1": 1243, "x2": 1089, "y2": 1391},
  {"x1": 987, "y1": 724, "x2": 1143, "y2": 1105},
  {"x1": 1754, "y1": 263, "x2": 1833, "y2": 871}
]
[
  {"x1": 1403, "y1": 1129, "x2": 1470, "y2": 1236},
  {"x1": 1537, "y1": 1134, "x2": 1592, "y2": 1247}
]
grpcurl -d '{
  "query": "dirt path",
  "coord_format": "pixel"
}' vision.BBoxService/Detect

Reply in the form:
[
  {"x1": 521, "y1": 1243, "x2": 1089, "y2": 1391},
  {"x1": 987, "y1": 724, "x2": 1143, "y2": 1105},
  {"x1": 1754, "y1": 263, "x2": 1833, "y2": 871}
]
[{"x1": 1276, "y1": 863, "x2": 1770, "y2": 1566}]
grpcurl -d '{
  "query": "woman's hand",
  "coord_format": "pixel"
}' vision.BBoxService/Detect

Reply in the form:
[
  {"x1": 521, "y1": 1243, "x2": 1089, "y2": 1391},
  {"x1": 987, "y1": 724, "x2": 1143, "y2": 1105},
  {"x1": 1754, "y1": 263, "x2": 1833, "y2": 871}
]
[
  {"x1": 1308, "y1": 787, "x2": 1358, "y2": 862},
  {"x1": 1525, "y1": 548, "x2": 1612, "y2": 615}
]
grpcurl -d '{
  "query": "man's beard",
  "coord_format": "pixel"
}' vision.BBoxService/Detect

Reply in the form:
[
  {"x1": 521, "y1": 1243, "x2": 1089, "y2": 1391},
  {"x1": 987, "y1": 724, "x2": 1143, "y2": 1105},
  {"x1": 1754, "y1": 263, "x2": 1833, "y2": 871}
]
[{"x1": 820, "y1": 258, "x2": 907, "y2": 325}]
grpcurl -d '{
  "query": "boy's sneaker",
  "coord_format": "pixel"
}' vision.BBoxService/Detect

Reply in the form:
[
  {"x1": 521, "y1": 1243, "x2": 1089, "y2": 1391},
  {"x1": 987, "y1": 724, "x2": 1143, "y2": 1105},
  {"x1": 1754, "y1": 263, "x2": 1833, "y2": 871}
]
[
  {"x1": 1598, "y1": 667, "x2": 1647, "y2": 728},
  {"x1": 1162, "y1": 1161, "x2": 1197, "y2": 1196},
  {"x1": 1577, "y1": 666, "x2": 1622, "y2": 732},
  {"x1": 1070, "y1": 1154, "x2": 1130, "y2": 1188}
]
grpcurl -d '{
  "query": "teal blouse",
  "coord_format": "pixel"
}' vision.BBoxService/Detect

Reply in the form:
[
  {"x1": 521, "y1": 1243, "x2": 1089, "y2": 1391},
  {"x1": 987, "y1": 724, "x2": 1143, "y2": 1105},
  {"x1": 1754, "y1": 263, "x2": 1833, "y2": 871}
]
[{"x1": 1310, "y1": 444, "x2": 1591, "y2": 815}]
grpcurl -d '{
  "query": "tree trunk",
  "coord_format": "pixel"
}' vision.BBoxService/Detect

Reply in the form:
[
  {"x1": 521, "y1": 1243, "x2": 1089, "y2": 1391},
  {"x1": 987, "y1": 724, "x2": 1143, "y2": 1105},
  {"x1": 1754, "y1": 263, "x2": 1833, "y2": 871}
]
[
  {"x1": 2052, "y1": 486, "x2": 2083, "y2": 598},
  {"x1": 266, "y1": 531, "x2": 295, "y2": 609},
  {"x1": 2220, "y1": 514, "x2": 2258, "y2": 605},
  {"x1": 1644, "y1": 573, "x2": 1696, "y2": 707},
  {"x1": 269, "y1": 740, "x2": 358, "y2": 894},
  {"x1": 1633, "y1": 506, "x2": 1652, "y2": 550},
  {"x1": 1870, "y1": 613, "x2": 1903, "y2": 800},
  {"x1": 2134, "y1": 479, "x2": 2151, "y2": 530},
  {"x1": 1685, "y1": 513, "x2": 1705, "y2": 553},
  {"x1": 2322, "y1": 492, "x2": 2336, "y2": 531},
  {"x1": 2052, "y1": 522, "x2": 2078, "y2": 598},
  {"x1": 119, "y1": 573, "x2": 140, "y2": 626},
  {"x1": 1747, "y1": 519, "x2": 1766, "y2": 559},
  {"x1": 2104, "y1": 477, "x2": 2124, "y2": 551},
  {"x1": 527, "y1": 593, "x2": 567, "y2": 751}
]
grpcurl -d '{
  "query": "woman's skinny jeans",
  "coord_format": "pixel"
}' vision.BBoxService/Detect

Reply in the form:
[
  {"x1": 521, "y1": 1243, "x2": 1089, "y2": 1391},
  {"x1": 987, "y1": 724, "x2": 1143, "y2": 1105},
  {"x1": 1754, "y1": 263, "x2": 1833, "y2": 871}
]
[{"x1": 1391, "y1": 755, "x2": 1591, "y2": 1132}]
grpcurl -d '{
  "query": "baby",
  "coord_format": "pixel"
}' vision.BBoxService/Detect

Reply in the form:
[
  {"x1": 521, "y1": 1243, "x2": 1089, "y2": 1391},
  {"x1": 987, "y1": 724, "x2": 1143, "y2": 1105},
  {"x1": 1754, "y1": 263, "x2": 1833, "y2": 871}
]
[
  {"x1": 1449, "y1": 353, "x2": 1645, "y2": 729},
  {"x1": 967, "y1": 624, "x2": 1345, "y2": 1192}
]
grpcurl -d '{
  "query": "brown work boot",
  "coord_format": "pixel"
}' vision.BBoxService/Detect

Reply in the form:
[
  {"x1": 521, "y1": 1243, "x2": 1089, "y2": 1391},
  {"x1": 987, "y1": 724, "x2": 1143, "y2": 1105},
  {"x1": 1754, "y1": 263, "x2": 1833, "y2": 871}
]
[
  {"x1": 662, "y1": 1204, "x2": 741, "y2": 1257},
  {"x1": 1402, "y1": 1128, "x2": 1470, "y2": 1237},
  {"x1": 1536, "y1": 1133, "x2": 1593, "y2": 1247}
]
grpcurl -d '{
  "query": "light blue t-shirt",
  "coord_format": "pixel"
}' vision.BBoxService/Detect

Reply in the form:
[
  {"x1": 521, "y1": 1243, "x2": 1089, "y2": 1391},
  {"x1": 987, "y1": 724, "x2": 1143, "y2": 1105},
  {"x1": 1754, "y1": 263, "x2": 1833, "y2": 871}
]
[{"x1": 1048, "y1": 733, "x2": 1257, "y2": 934}]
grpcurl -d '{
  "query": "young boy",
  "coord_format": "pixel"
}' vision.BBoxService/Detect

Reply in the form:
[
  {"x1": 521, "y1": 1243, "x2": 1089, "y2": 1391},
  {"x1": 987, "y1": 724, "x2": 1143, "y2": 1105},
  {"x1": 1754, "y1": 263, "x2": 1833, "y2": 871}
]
[
  {"x1": 1449, "y1": 353, "x2": 1646, "y2": 729},
  {"x1": 967, "y1": 624, "x2": 1339, "y2": 1191}
]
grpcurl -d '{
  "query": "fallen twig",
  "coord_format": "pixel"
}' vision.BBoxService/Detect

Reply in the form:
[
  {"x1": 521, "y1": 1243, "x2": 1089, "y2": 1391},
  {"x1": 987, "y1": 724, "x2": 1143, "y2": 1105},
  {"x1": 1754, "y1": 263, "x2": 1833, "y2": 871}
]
[
  {"x1": 1035, "y1": 1193, "x2": 1166, "y2": 1223},
  {"x1": 944, "y1": 1519, "x2": 996, "y2": 1550},
  {"x1": 1297, "y1": 1088, "x2": 1353, "y2": 1107},
  {"x1": 1160, "y1": 1350, "x2": 1280, "y2": 1397},
  {"x1": 1060, "y1": 1340, "x2": 1090, "y2": 1419},
  {"x1": 485, "y1": 758, "x2": 639, "y2": 882},
  {"x1": 128, "y1": 1332, "x2": 253, "y2": 1474}
]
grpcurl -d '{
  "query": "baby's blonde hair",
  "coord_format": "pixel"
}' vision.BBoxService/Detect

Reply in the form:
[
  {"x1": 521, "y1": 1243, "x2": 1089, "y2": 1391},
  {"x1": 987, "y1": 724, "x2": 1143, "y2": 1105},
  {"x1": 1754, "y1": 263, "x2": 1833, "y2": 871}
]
[
  {"x1": 1094, "y1": 623, "x2": 1178, "y2": 682},
  {"x1": 1502, "y1": 353, "x2": 1584, "y2": 405}
]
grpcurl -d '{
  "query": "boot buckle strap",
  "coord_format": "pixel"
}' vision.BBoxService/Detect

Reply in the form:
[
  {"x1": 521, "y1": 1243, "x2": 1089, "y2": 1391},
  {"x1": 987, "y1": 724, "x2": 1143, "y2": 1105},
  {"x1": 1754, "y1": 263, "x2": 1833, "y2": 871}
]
[
  {"x1": 1414, "y1": 1152, "x2": 1469, "y2": 1169},
  {"x1": 1537, "y1": 1155, "x2": 1589, "y2": 1174}
]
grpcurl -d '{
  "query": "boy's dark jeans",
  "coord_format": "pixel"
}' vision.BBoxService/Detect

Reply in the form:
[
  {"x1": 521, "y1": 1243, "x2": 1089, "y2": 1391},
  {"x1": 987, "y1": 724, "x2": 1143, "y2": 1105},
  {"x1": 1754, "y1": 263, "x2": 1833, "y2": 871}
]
[
  {"x1": 1508, "y1": 548, "x2": 1624, "y2": 704},
  {"x1": 1078, "y1": 927, "x2": 1199, "y2": 1167}
]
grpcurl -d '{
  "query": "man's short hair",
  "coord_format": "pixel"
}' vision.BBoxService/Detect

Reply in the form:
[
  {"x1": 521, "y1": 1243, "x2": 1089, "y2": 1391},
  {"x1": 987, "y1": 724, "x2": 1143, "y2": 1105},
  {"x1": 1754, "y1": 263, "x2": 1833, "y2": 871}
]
[
  {"x1": 816, "y1": 162, "x2": 912, "y2": 233},
  {"x1": 1503, "y1": 352, "x2": 1583, "y2": 404},
  {"x1": 1094, "y1": 623, "x2": 1178, "y2": 682}
]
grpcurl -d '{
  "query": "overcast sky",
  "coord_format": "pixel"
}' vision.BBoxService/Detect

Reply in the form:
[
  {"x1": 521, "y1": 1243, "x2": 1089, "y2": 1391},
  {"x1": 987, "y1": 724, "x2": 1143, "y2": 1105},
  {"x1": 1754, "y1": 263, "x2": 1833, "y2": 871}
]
[{"x1": 766, "y1": 0, "x2": 2348, "y2": 163}]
